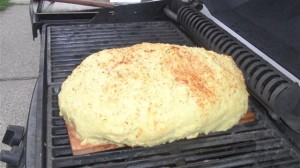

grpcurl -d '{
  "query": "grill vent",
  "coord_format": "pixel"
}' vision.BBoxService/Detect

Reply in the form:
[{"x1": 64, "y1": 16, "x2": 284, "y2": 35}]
[{"x1": 178, "y1": 6, "x2": 299, "y2": 118}]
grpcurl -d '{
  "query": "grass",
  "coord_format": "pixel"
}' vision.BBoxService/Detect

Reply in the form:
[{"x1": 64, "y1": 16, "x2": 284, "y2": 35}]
[{"x1": 0, "y1": 0, "x2": 12, "y2": 11}]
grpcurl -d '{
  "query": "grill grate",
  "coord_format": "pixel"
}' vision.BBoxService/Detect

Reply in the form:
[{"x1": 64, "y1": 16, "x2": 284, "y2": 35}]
[
  {"x1": 47, "y1": 21, "x2": 193, "y2": 85},
  {"x1": 46, "y1": 21, "x2": 300, "y2": 167}
]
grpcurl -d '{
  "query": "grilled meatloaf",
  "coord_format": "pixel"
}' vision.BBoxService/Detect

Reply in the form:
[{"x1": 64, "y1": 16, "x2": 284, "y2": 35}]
[{"x1": 58, "y1": 43, "x2": 248, "y2": 147}]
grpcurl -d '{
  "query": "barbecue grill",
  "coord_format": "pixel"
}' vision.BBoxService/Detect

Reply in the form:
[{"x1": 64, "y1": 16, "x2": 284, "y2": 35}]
[{"x1": 1, "y1": 0, "x2": 300, "y2": 167}]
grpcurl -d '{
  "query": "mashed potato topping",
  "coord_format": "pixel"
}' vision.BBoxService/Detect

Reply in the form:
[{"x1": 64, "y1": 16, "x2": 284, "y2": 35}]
[{"x1": 58, "y1": 43, "x2": 248, "y2": 147}]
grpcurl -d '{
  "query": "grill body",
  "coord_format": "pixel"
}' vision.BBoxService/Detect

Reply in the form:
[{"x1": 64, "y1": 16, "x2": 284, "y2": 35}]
[
  {"x1": 40, "y1": 21, "x2": 300, "y2": 167},
  {"x1": 15, "y1": 0, "x2": 300, "y2": 168}
]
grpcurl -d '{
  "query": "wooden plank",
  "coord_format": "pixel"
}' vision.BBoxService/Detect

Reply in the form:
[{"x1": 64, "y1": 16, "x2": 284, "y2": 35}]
[
  {"x1": 67, "y1": 109, "x2": 255, "y2": 155},
  {"x1": 66, "y1": 123, "x2": 118, "y2": 155},
  {"x1": 239, "y1": 110, "x2": 255, "y2": 124}
]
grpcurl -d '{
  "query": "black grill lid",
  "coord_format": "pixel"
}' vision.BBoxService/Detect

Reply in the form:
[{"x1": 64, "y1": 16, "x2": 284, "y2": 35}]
[{"x1": 202, "y1": 0, "x2": 300, "y2": 80}]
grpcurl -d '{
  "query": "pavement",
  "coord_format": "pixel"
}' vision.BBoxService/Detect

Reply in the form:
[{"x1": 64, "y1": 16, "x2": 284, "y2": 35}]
[
  {"x1": 0, "y1": 5, "x2": 40, "y2": 167},
  {"x1": 11, "y1": 0, "x2": 30, "y2": 4}
]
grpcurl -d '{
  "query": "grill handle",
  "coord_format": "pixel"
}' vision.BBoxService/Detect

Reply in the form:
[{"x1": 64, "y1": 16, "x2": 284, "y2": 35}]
[
  {"x1": 2, "y1": 125, "x2": 24, "y2": 146},
  {"x1": 0, "y1": 147, "x2": 22, "y2": 167},
  {"x1": 0, "y1": 125, "x2": 25, "y2": 167},
  {"x1": 46, "y1": 0, "x2": 115, "y2": 8}
]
